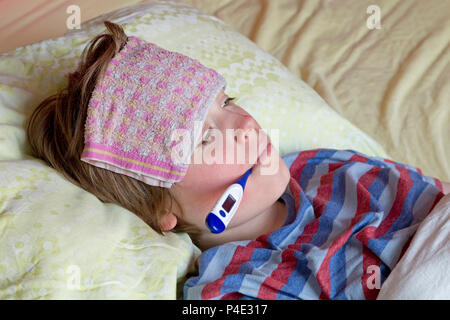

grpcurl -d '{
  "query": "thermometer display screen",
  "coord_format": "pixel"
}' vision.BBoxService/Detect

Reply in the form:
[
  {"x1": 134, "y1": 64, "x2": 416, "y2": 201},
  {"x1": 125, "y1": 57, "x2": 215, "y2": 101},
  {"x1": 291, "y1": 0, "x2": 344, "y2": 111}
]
[{"x1": 222, "y1": 195, "x2": 236, "y2": 212}]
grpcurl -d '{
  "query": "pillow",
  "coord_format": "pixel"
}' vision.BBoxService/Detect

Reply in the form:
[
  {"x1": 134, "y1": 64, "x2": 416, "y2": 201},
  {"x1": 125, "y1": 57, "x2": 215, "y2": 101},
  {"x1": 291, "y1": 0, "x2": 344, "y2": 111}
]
[
  {"x1": 0, "y1": 158, "x2": 198, "y2": 299},
  {"x1": 0, "y1": 1, "x2": 389, "y2": 299}
]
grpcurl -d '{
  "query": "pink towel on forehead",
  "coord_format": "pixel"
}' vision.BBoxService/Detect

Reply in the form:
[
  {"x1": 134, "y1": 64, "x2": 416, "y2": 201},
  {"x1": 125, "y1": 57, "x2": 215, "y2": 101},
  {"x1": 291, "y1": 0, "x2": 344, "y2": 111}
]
[{"x1": 80, "y1": 36, "x2": 226, "y2": 188}]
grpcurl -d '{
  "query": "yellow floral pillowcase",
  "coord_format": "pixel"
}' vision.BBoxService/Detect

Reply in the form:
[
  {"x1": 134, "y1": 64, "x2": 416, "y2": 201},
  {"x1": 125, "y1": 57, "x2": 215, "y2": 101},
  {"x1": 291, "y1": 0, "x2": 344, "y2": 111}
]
[{"x1": 0, "y1": 1, "x2": 388, "y2": 299}]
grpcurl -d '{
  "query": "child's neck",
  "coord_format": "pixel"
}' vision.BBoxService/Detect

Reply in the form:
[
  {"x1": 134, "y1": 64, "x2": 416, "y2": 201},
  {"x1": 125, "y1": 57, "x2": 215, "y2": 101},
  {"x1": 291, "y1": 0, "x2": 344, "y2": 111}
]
[{"x1": 195, "y1": 198, "x2": 287, "y2": 251}]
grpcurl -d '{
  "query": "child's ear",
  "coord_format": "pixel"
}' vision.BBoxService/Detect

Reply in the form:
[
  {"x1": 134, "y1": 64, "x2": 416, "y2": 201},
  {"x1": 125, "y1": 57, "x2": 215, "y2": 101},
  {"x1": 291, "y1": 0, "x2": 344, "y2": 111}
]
[{"x1": 160, "y1": 212, "x2": 178, "y2": 231}]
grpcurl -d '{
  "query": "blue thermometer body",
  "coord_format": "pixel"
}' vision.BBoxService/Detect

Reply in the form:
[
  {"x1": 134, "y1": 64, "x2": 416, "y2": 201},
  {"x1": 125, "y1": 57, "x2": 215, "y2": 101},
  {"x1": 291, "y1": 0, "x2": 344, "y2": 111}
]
[{"x1": 205, "y1": 168, "x2": 252, "y2": 234}]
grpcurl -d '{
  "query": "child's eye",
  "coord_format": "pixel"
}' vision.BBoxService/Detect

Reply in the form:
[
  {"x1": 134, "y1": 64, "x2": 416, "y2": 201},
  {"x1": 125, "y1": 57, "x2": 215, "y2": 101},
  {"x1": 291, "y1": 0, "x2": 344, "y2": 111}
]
[
  {"x1": 222, "y1": 97, "x2": 236, "y2": 108},
  {"x1": 201, "y1": 128, "x2": 213, "y2": 145}
]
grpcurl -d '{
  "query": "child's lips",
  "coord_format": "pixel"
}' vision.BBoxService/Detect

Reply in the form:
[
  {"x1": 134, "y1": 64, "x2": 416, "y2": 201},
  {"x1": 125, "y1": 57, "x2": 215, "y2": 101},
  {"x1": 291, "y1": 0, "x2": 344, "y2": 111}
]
[{"x1": 254, "y1": 141, "x2": 272, "y2": 168}]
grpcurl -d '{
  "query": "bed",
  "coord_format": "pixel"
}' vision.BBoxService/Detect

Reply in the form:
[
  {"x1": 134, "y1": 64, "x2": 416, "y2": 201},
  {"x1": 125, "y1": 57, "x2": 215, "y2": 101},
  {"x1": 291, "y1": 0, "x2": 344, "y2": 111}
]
[{"x1": 0, "y1": 0, "x2": 448, "y2": 299}]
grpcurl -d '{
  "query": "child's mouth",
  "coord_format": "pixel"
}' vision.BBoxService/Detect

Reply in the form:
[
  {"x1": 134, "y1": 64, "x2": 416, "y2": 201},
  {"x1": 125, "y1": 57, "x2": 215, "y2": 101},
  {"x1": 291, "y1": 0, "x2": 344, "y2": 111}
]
[{"x1": 254, "y1": 141, "x2": 272, "y2": 168}]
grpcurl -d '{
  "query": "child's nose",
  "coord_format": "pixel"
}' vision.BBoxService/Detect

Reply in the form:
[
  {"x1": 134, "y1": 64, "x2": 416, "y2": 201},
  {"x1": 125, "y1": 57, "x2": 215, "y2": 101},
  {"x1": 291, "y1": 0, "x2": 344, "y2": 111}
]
[
  {"x1": 234, "y1": 114, "x2": 260, "y2": 143},
  {"x1": 233, "y1": 106, "x2": 259, "y2": 128}
]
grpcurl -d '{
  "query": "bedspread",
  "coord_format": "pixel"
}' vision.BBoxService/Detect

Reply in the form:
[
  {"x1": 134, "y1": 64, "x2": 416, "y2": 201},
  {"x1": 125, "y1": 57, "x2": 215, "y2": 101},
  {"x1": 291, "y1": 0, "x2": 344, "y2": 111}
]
[
  {"x1": 183, "y1": 149, "x2": 445, "y2": 300},
  {"x1": 378, "y1": 193, "x2": 450, "y2": 299}
]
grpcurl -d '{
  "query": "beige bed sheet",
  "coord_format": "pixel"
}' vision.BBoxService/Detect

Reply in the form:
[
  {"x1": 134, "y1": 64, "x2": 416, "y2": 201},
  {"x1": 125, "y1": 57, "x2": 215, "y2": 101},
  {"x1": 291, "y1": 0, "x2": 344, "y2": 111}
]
[{"x1": 1, "y1": 0, "x2": 449, "y2": 182}]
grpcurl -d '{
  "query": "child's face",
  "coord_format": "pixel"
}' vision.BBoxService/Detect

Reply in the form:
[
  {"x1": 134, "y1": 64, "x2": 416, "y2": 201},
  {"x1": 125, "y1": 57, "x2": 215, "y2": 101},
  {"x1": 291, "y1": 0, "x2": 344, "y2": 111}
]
[{"x1": 167, "y1": 89, "x2": 290, "y2": 238}]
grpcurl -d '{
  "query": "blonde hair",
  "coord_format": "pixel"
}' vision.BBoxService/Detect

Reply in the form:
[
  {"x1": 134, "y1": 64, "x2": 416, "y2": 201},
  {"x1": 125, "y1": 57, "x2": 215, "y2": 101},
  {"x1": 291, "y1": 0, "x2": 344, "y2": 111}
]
[{"x1": 26, "y1": 21, "x2": 200, "y2": 236}]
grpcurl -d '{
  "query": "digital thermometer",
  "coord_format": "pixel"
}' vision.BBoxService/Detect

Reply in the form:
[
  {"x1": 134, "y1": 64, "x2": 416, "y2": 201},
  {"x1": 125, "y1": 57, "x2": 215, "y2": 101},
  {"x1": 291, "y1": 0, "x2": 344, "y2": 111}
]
[{"x1": 205, "y1": 168, "x2": 252, "y2": 234}]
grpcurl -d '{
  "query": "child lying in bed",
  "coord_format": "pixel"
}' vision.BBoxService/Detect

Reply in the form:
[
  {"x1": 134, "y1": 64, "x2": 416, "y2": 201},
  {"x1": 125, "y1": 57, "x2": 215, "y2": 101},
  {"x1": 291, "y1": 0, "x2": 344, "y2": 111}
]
[{"x1": 26, "y1": 21, "x2": 450, "y2": 300}]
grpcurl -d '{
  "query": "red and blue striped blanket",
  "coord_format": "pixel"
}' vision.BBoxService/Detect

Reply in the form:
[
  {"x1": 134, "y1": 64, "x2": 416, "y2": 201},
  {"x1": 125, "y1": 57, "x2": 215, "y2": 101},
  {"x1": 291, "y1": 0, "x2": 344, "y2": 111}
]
[{"x1": 184, "y1": 149, "x2": 445, "y2": 300}]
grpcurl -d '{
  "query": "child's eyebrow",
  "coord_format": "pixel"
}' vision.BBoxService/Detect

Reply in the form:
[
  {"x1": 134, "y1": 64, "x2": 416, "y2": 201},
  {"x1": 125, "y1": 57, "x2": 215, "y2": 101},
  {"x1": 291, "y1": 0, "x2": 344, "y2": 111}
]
[
  {"x1": 195, "y1": 121, "x2": 209, "y2": 147},
  {"x1": 194, "y1": 93, "x2": 228, "y2": 147}
]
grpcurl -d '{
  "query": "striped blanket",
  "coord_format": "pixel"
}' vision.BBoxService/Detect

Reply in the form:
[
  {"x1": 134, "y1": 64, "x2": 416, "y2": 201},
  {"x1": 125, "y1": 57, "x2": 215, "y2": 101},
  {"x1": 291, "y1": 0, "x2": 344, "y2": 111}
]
[{"x1": 184, "y1": 149, "x2": 445, "y2": 300}]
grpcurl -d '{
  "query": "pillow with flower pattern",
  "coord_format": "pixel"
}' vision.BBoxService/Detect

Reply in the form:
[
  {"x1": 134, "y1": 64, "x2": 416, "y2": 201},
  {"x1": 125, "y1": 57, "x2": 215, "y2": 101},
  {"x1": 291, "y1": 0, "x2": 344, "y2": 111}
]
[{"x1": 0, "y1": 1, "x2": 388, "y2": 299}]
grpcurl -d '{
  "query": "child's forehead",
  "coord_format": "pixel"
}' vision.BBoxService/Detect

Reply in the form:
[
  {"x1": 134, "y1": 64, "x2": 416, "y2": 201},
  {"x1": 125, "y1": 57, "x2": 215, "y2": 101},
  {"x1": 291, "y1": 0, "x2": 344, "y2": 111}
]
[
  {"x1": 216, "y1": 88, "x2": 227, "y2": 101},
  {"x1": 205, "y1": 89, "x2": 227, "y2": 118}
]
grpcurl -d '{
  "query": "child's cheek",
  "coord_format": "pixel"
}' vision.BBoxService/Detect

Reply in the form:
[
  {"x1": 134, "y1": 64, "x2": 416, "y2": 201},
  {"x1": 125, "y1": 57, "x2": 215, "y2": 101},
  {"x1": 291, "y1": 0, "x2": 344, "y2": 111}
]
[
  {"x1": 202, "y1": 163, "x2": 244, "y2": 188},
  {"x1": 188, "y1": 141, "x2": 250, "y2": 189}
]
